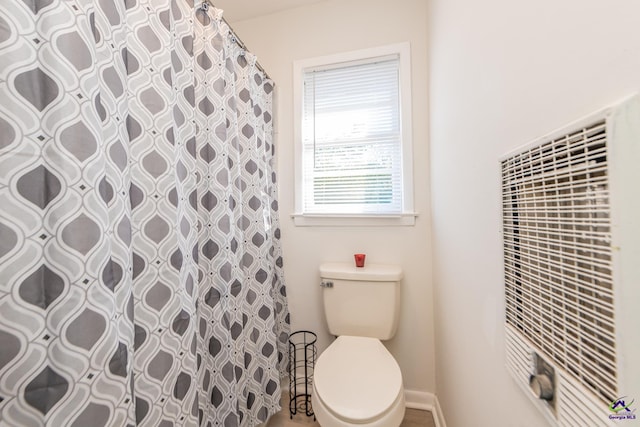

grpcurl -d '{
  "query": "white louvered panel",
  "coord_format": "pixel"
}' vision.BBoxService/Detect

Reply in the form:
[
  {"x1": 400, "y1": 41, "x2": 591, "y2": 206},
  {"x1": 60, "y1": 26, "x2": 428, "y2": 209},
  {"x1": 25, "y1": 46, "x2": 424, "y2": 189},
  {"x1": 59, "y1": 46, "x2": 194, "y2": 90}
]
[
  {"x1": 502, "y1": 119, "x2": 618, "y2": 406},
  {"x1": 505, "y1": 325, "x2": 559, "y2": 427},
  {"x1": 505, "y1": 326, "x2": 616, "y2": 427},
  {"x1": 505, "y1": 324, "x2": 535, "y2": 383},
  {"x1": 556, "y1": 371, "x2": 615, "y2": 427}
]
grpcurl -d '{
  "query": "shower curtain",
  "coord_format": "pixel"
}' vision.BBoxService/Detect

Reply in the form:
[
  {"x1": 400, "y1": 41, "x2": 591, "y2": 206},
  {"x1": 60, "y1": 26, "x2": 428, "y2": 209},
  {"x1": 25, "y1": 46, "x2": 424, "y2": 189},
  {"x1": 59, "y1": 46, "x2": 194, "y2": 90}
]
[{"x1": 0, "y1": 1, "x2": 289, "y2": 426}]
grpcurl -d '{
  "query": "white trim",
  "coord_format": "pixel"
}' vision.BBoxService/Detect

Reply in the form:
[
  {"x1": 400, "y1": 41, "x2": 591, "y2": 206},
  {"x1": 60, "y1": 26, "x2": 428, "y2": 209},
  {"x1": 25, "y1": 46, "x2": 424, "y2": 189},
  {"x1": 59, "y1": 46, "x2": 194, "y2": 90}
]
[
  {"x1": 432, "y1": 395, "x2": 448, "y2": 427},
  {"x1": 292, "y1": 43, "x2": 414, "y2": 225},
  {"x1": 404, "y1": 390, "x2": 447, "y2": 427},
  {"x1": 404, "y1": 389, "x2": 433, "y2": 410},
  {"x1": 608, "y1": 94, "x2": 640, "y2": 398},
  {"x1": 280, "y1": 381, "x2": 448, "y2": 427},
  {"x1": 291, "y1": 212, "x2": 418, "y2": 227}
]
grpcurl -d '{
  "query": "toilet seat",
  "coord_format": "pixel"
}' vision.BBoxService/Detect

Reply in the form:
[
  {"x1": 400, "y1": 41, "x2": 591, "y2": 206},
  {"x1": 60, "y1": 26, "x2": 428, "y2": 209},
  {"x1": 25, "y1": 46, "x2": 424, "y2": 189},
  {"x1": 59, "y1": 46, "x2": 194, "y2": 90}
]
[{"x1": 313, "y1": 336, "x2": 404, "y2": 424}]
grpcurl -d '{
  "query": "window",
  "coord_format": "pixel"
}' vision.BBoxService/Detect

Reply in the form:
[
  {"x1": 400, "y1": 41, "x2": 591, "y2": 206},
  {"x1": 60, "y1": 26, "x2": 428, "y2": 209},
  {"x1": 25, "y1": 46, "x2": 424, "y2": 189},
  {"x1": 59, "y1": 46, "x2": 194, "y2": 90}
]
[{"x1": 293, "y1": 44, "x2": 415, "y2": 226}]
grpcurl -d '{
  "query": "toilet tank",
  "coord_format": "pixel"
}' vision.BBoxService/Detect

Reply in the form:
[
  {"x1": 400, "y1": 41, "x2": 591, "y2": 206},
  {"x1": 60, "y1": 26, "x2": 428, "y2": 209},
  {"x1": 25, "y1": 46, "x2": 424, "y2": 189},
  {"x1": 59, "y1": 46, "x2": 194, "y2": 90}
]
[{"x1": 319, "y1": 263, "x2": 402, "y2": 340}]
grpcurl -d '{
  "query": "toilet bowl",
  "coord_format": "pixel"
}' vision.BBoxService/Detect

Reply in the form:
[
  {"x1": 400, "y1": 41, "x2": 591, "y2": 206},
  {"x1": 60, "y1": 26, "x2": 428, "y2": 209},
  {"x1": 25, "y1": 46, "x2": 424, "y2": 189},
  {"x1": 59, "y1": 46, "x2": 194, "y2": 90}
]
[{"x1": 311, "y1": 335, "x2": 405, "y2": 427}]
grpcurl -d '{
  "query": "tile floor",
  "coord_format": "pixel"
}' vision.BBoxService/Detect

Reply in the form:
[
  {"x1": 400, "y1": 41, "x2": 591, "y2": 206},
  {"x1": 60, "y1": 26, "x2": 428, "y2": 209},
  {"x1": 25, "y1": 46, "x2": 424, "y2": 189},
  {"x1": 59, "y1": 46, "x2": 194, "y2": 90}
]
[{"x1": 265, "y1": 394, "x2": 436, "y2": 427}]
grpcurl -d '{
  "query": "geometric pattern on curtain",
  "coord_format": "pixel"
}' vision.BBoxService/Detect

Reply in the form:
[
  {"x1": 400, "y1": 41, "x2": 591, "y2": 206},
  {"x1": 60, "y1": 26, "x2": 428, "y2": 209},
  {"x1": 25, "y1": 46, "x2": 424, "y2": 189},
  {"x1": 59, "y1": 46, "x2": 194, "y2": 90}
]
[{"x1": 0, "y1": 0, "x2": 289, "y2": 426}]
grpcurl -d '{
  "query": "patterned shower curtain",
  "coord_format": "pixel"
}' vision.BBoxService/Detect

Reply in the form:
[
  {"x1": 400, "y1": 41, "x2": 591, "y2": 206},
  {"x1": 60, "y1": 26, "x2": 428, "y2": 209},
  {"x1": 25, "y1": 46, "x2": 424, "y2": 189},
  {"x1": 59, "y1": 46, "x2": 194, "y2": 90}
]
[{"x1": 0, "y1": 1, "x2": 289, "y2": 426}]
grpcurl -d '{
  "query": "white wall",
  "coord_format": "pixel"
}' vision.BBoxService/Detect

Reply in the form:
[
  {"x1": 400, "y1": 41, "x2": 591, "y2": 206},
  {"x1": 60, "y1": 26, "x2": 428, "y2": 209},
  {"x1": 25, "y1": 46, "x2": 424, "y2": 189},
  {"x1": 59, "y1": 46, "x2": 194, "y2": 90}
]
[
  {"x1": 429, "y1": 0, "x2": 640, "y2": 426},
  {"x1": 230, "y1": 0, "x2": 434, "y2": 395}
]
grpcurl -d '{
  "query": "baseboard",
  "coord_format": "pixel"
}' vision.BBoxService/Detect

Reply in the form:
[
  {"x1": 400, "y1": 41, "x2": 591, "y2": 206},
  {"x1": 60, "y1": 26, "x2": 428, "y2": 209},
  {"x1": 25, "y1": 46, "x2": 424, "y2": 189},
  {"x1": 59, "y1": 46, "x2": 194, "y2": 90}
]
[
  {"x1": 404, "y1": 389, "x2": 432, "y2": 410},
  {"x1": 281, "y1": 382, "x2": 449, "y2": 427},
  {"x1": 404, "y1": 389, "x2": 447, "y2": 427},
  {"x1": 432, "y1": 395, "x2": 447, "y2": 427}
]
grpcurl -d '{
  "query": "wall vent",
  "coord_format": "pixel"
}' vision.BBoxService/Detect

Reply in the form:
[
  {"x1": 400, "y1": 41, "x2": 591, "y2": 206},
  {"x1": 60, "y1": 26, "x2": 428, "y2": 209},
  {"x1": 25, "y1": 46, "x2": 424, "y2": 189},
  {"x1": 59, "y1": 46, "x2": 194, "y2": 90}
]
[{"x1": 501, "y1": 96, "x2": 640, "y2": 426}]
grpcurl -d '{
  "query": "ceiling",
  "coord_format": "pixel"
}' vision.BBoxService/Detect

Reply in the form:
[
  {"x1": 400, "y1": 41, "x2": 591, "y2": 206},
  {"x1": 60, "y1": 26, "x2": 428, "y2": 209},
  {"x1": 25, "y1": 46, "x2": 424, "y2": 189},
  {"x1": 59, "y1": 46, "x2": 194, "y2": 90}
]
[{"x1": 212, "y1": 0, "x2": 326, "y2": 23}]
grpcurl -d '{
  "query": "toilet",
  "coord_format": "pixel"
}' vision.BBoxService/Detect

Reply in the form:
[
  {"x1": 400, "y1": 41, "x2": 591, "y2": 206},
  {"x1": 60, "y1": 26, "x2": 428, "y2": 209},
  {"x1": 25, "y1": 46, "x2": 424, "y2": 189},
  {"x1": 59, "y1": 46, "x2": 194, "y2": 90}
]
[{"x1": 312, "y1": 263, "x2": 405, "y2": 427}]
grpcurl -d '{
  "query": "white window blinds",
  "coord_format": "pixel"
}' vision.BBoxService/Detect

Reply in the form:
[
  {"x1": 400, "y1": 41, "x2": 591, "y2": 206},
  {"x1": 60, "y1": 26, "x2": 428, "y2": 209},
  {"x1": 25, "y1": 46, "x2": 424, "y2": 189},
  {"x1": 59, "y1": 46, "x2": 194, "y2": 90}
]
[{"x1": 301, "y1": 56, "x2": 402, "y2": 215}]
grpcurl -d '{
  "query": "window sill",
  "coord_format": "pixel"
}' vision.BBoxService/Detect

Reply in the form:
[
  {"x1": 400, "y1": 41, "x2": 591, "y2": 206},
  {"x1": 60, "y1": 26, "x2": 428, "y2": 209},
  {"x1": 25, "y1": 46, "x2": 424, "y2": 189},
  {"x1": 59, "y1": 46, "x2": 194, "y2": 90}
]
[{"x1": 291, "y1": 213, "x2": 418, "y2": 227}]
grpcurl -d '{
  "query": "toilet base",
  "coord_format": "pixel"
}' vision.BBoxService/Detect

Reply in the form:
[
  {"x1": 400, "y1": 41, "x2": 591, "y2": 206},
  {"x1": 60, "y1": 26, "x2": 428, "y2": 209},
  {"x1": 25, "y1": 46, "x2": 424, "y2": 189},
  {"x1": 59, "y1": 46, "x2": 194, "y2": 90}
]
[{"x1": 311, "y1": 383, "x2": 405, "y2": 427}]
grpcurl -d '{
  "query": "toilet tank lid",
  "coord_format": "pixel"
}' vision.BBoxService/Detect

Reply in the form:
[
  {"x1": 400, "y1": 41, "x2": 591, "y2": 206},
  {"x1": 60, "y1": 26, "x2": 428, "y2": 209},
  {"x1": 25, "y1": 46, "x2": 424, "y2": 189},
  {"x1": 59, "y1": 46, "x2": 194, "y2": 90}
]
[{"x1": 319, "y1": 263, "x2": 403, "y2": 281}]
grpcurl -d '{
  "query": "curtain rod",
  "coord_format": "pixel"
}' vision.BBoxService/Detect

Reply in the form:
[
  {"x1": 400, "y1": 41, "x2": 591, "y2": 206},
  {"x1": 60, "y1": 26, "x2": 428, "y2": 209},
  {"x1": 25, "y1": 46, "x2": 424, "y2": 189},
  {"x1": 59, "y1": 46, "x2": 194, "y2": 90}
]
[{"x1": 197, "y1": 1, "x2": 272, "y2": 81}]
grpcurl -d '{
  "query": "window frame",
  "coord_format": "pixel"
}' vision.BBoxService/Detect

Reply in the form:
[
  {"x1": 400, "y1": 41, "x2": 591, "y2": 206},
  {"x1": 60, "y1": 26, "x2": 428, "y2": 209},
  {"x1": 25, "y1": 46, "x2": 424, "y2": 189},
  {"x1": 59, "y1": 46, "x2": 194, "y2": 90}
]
[{"x1": 292, "y1": 43, "x2": 416, "y2": 227}]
